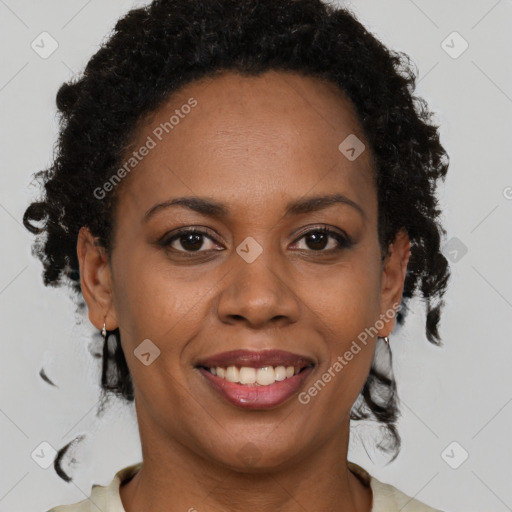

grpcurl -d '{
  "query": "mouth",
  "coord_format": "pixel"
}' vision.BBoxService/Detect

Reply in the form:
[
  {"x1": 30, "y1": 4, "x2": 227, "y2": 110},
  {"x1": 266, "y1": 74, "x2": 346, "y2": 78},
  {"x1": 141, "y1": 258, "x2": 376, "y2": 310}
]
[
  {"x1": 195, "y1": 349, "x2": 315, "y2": 409},
  {"x1": 197, "y1": 363, "x2": 311, "y2": 385}
]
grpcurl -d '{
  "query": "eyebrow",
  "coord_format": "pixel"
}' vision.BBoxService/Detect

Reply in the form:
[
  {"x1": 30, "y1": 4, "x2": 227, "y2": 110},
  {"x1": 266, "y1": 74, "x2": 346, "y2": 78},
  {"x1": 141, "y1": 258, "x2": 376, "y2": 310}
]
[{"x1": 143, "y1": 193, "x2": 365, "y2": 223}]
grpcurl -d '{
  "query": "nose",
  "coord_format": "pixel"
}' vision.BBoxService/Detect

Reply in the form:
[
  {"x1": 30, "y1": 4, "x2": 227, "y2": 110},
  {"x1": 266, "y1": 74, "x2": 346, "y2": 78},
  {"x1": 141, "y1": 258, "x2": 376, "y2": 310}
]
[{"x1": 216, "y1": 245, "x2": 301, "y2": 329}]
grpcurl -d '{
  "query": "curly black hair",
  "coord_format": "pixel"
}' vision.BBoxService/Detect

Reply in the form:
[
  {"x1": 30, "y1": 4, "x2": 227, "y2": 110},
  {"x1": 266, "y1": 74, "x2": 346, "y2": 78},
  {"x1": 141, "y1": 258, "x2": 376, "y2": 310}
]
[{"x1": 23, "y1": 0, "x2": 450, "y2": 464}]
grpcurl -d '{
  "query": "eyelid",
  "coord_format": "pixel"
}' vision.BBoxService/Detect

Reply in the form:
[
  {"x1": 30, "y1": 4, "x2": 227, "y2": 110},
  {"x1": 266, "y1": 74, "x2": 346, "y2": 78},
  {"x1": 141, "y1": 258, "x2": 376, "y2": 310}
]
[
  {"x1": 289, "y1": 225, "x2": 353, "y2": 252},
  {"x1": 160, "y1": 225, "x2": 221, "y2": 244},
  {"x1": 291, "y1": 224, "x2": 350, "y2": 242}
]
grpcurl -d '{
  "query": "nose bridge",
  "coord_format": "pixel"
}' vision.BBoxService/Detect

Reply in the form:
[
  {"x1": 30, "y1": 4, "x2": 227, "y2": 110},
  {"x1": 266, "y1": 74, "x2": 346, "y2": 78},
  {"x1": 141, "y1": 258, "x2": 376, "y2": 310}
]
[{"x1": 216, "y1": 234, "x2": 300, "y2": 327}]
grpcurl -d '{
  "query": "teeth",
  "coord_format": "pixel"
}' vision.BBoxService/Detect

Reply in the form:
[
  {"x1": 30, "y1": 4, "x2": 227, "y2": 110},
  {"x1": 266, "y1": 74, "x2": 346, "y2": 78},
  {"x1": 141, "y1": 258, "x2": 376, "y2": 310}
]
[
  {"x1": 239, "y1": 367, "x2": 256, "y2": 384},
  {"x1": 274, "y1": 366, "x2": 287, "y2": 381},
  {"x1": 256, "y1": 366, "x2": 275, "y2": 385},
  {"x1": 225, "y1": 366, "x2": 239, "y2": 383},
  {"x1": 208, "y1": 365, "x2": 303, "y2": 386}
]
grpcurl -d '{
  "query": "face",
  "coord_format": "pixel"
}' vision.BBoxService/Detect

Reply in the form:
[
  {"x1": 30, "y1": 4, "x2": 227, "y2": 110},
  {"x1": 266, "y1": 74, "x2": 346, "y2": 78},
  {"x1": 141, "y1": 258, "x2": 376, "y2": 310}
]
[{"x1": 78, "y1": 70, "x2": 410, "y2": 471}]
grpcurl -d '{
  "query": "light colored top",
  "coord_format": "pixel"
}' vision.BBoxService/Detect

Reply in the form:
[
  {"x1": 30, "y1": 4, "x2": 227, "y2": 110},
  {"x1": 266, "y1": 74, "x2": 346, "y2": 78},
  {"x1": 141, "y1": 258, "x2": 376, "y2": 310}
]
[{"x1": 47, "y1": 461, "x2": 443, "y2": 512}]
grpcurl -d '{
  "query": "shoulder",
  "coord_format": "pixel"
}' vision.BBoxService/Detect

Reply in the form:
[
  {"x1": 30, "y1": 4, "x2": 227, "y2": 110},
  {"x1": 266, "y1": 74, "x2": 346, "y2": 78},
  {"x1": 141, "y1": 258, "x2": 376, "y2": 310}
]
[
  {"x1": 45, "y1": 462, "x2": 142, "y2": 512},
  {"x1": 370, "y1": 477, "x2": 443, "y2": 512},
  {"x1": 46, "y1": 460, "x2": 443, "y2": 512},
  {"x1": 348, "y1": 461, "x2": 444, "y2": 512}
]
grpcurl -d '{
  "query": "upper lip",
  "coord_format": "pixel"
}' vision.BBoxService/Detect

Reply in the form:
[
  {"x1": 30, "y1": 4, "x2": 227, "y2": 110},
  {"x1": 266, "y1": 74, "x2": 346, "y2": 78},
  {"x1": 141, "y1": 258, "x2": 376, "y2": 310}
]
[{"x1": 195, "y1": 349, "x2": 315, "y2": 369}]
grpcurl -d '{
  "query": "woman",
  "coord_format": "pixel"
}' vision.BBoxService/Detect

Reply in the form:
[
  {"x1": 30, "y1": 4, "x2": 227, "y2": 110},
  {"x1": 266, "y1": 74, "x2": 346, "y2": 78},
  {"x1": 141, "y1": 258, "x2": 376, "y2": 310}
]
[{"x1": 24, "y1": 0, "x2": 450, "y2": 510}]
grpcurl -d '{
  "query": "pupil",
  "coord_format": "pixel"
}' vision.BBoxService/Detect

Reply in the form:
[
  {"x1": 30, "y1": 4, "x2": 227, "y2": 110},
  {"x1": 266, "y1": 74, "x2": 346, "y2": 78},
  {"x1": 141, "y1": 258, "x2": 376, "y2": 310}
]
[
  {"x1": 307, "y1": 232, "x2": 327, "y2": 250},
  {"x1": 182, "y1": 233, "x2": 203, "y2": 251}
]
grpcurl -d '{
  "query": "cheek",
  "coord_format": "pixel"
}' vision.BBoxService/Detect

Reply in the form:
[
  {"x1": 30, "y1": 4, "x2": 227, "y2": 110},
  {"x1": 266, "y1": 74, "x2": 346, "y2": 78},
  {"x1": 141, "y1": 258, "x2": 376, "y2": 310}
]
[
  {"x1": 306, "y1": 258, "x2": 382, "y2": 340},
  {"x1": 111, "y1": 248, "x2": 216, "y2": 354},
  {"x1": 302, "y1": 257, "x2": 381, "y2": 395}
]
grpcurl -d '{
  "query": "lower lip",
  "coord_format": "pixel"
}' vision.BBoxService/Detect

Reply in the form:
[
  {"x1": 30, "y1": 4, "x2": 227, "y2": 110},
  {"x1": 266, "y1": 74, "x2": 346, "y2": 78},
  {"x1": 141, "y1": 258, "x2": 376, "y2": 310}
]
[{"x1": 197, "y1": 366, "x2": 314, "y2": 409}]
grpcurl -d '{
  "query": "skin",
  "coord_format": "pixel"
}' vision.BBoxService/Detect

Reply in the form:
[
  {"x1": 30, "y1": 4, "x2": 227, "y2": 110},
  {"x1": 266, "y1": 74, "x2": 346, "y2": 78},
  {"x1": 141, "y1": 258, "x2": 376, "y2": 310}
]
[{"x1": 77, "y1": 70, "x2": 410, "y2": 512}]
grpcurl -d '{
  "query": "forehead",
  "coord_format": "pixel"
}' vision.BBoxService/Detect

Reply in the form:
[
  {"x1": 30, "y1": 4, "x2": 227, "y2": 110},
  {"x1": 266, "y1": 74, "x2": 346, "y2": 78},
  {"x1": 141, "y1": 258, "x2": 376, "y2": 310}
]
[{"x1": 115, "y1": 70, "x2": 376, "y2": 222}]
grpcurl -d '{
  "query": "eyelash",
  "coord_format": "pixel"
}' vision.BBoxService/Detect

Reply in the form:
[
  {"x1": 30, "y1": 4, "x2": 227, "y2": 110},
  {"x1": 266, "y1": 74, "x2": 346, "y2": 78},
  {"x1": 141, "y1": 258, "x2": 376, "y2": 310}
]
[{"x1": 161, "y1": 226, "x2": 353, "y2": 255}]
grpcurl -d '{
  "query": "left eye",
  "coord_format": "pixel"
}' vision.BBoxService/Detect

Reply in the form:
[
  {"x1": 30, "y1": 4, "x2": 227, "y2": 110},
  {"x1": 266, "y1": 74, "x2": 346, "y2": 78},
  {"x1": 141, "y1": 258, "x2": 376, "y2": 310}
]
[{"x1": 291, "y1": 227, "x2": 351, "y2": 252}]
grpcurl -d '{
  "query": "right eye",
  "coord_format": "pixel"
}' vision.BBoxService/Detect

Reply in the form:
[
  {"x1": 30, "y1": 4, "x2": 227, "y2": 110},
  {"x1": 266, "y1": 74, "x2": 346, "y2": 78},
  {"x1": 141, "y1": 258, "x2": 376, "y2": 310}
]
[{"x1": 162, "y1": 228, "x2": 223, "y2": 253}]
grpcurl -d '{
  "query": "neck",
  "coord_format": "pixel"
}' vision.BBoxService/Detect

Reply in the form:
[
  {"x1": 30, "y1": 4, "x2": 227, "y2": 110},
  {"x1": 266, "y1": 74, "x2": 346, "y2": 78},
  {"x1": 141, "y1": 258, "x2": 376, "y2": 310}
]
[{"x1": 120, "y1": 404, "x2": 372, "y2": 512}]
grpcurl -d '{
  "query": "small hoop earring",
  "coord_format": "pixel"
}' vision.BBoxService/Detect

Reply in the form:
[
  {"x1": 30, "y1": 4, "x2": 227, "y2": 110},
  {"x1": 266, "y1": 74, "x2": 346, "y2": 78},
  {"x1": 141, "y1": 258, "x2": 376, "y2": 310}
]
[
  {"x1": 379, "y1": 336, "x2": 390, "y2": 346},
  {"x1": 101, "y1": 322, "x2": 107, "y2": 344}
]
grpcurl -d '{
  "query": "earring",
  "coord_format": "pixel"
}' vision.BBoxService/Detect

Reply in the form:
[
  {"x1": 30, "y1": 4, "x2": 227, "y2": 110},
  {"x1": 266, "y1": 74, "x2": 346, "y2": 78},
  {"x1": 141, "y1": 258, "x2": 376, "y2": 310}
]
[
  {"x1": 101, "y1": 322, "x2": 107, "y2": 344},
  {"x1": 379, "y1": 336, "x2": 390, "y2": 346}
]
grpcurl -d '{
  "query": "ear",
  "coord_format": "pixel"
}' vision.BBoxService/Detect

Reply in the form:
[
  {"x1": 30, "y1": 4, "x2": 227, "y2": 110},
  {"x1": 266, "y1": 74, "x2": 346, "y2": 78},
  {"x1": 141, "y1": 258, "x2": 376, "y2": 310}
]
[
  {"x1": 76, "y1": 226, "x2": 118, "y2": 331},
  {"x1": 378, "y1": 228, "x2": 411, "y2": 336}
]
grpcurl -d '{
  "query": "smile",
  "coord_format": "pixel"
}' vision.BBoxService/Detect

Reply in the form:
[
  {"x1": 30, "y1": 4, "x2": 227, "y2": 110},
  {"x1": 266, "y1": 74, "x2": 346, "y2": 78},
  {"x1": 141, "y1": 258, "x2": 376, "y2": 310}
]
[
  {"x1": 195, "y1": 349, "x2": 315, "y2": 409},
  {"x1": 205, "y1": 364, "x2": 304, "y2": 386}
]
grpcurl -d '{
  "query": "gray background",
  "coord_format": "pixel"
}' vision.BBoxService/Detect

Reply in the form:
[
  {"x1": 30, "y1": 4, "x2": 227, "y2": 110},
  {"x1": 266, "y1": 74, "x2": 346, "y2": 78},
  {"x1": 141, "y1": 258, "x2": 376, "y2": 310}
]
[{"x1": 1, "y1": 1, "x2": 511, "y2": 511}]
